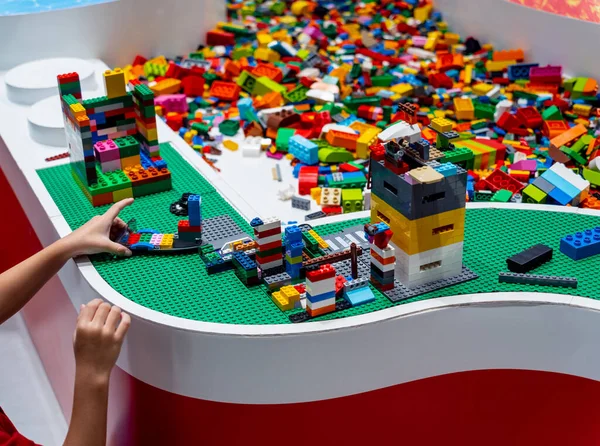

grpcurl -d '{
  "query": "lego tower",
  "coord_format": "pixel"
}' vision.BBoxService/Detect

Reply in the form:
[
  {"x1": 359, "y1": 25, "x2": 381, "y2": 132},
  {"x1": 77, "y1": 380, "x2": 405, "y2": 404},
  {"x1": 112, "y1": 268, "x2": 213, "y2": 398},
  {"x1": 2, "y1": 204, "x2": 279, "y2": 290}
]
[
  {"x1": 58, "y1": 69, "x2": 171, "y2": 206},
  {"x1": 369, "y1": 121, "x2": 467, "y2": 288}
]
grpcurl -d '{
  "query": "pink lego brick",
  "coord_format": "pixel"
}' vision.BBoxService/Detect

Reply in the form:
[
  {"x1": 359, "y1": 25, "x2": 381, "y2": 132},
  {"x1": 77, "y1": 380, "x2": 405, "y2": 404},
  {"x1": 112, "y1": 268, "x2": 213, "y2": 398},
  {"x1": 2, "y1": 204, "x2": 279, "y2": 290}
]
[
  {"x1": 154, "y1": 94, "x2": 188, "y2": 114},
  {"x1": 94, "y1": 139, "x2": 120, "y2": 162}
]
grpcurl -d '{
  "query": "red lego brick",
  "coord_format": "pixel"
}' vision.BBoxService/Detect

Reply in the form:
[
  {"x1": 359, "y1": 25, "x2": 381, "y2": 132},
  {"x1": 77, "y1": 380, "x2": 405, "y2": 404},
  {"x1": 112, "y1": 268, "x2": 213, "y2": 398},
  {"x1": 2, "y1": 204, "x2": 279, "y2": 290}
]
[
  {"x1": 294, "y1": 284, "x2": 306, "y2": 295},
  {"x1": 128, "y1": 233, "x2": 141, "y2": 245},
  {"x1": 335, "y1": 275, "x2": 347, "y2": 297},
  {"x1": 181, "y1": 75, "x2": 206, "y2": 97},
  {"x1": 57, "y1": 72, "x2": 80, "y2": 84},
  {"x1": 306, "y1": 264, "x2": 336, "y2": 282},
  {"x1": 370, "y1": 276, "x2": 394, "y2": 291},
  {"x1": 298, "y1": 166, "x2": 319, "y2": 195},
  {"x1": 253, "y1": 226, "x2": 282, "y2": 238},
  {"x1": 91, "y1": 191, "x2": 114, "y2": 207},
  {"x1": 206, "y1": 30, "x2": 236, "y2": 46},
  {"x1": 132, "y1": 55, "x2": 148, "y2": 66},
  {"x1": 255, "y1": 253, "x2": 283, "y2": 264},
  {"x1": 496, "y1": 112, "x2": 521, "y2": 131},
  {"x1": 483, "y1": 169, "x2": 524, "y2": 194},
  {"x1": 177, "y1": 221, "x2": 201, "y2": 233},
  {"x1": 322, "y1": 205, "x2": 343, "y2": 215},
  {"x1": 257, "y1": 240, "x2": 283, "y2": 252},
  {"x1": 373, "y1": 229, "x2": 393, "y2": 249},
  {"x1": 428, "y1": 72, "x2": 453, "y2": 89}
]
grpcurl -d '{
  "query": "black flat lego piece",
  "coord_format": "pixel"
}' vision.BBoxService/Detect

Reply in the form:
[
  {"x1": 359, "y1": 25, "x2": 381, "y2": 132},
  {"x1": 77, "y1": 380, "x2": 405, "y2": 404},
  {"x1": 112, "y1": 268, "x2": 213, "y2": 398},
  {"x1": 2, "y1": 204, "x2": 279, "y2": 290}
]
[
  {"x1": 305, "y1": 211, "x2": 327, "y2": 221},
  {"x1": 506, "y1": 244, "x2": 553, "y2": 273},
  {"x1": 383, "y1": 265, "x2": 479, "y2": 302}
]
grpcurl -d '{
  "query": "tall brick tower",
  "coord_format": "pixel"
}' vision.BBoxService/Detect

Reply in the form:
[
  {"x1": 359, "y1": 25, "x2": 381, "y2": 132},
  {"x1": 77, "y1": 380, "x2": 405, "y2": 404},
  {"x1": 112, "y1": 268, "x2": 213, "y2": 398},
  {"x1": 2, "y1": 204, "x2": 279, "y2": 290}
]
[{"x1": 369, "y1": 121, "x2": 467, "y2": 288}]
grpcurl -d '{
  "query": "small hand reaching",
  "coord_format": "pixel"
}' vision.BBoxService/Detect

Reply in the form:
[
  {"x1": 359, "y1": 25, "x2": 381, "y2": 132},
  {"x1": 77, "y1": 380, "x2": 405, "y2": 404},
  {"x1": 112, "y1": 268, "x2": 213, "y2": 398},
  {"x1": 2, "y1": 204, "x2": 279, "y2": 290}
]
[
  {"x1": 73, "y1": 299, "x2": 131, "y2": 384},
  {"x1": 63, "y1": 198, "x2": 134, "y2": 257}
]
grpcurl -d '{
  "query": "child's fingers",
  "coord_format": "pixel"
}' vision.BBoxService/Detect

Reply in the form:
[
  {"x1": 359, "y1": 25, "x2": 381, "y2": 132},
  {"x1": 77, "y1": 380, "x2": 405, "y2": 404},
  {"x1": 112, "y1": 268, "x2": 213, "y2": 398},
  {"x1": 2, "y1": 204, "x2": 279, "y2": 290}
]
[
  {"x1": 92, "y1": 302, "x2": 112, "y2": 325},
  {"x1": 104, "y1": 240, "x2": 132, "y2": 257},
  {"x1": 79, "y1": 299, "x2": 103, "y2": 322},
  {"x1": 105, "y1": 306, "x2": 122, "y2": 331},
  {"x1": 115, "y1": 312, "x2": 131, "y2": 342},
  {"x1": 103, "y1": 198, "x2": 134, "y2": 222}
]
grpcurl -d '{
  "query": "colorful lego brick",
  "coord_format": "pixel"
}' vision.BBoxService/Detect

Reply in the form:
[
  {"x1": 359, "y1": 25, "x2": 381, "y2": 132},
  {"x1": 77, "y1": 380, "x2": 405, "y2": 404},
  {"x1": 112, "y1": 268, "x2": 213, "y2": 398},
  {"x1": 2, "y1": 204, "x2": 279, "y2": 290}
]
[
  {"x1": 289, "y1": 135, "x2": 319, "y2": 165},
  {"x1": 341, "y1": 188, "x2": 363, "y2": 213},
  {"x1": 103, "y1": 69, "x2": 126, "y2": 99},
  {"x1": 560, "y1": 227, "x2": 600, "y2": 260}
]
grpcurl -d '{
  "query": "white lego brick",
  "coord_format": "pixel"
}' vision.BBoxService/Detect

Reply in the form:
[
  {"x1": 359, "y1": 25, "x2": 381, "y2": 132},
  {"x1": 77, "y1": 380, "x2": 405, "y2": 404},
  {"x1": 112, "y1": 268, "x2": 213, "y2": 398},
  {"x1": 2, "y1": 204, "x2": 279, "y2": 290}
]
[
  {"x1": 378, "y1": 121, "x2": 410, "y2": 142},
  {"x1": 310, "y1": 81, "x2": 340, "y2": 95},
  {"x1": 306, "y1": 277, "x2": 336, "y2": 295},
  {"x1": 257, "y1": 259, "x2": 283, "y2": 270},
  {"x1": 370, "y1": 244, "x2": 396, "y2": 259},
  {"x1": 256, "y1": 233, "x2": 282, "y2": 246},
  {"x1": 97, "y1": 126, "x2": 118, "y2": 136},
  {"x1": 589, "y1": 157, "x2": 600, "y2": 172},
  {"x1": 406, "y1": 47, "x2": 436, "y2": 60},
  {"x1": 550, "y1": 162, "x2": 590, "y2": 191},
  {"x1": 101, "y1": 159, "x2": 122, "y2": 173},
  {"x1": 306, "y1": 89, "x2": 335, "y2": 104},
  {"x1": 319, "y1": 124, "x2": 357, "y2": 139},
  {"x1": 363, "y1": 189, "x2": 372, "y2": 210},
  {"x1": 370, "y1": 256, "x2": 396, "y2": 273},
  {"x1": 392, "y1": 242, "x2": 464, "y2": 276},
  {"x1": 94, "y1": 102, "x2": 126, "y2": 114},
  {"x1": 486, "y1": 85, "x2": 501, "y2": 99},
  {"x1": 297, "y1": 68, "x2": 320, "y2": 78},
  {"x1": 405, "y1": 124, "x2": 422, "y2": 143},
  {"x1": 254, "y1": 217, "x2": 281, "y2": 233},
  {"x1": 306, "y1": 296, "x2": 336, "y2": 310}
]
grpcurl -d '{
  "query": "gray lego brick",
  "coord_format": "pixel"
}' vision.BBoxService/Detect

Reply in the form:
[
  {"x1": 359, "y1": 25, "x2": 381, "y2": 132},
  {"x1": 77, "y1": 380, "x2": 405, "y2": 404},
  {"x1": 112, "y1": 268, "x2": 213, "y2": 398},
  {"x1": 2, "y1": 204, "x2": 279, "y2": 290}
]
[
  {"x1": 383, "y1": 265, "x2": 479, "y2": 302},
  {"x1": 531, "y1": 176, "x2": 555, "y2": 194},
  {"x1": 498, "y1": 272, "x2": 578, "y2": 288},
  {"x1": 263, "y1": 271, "x2": 292, "y2": 290},
  {"x1": 202, "y1": 215, "x2": 249, "y2": 249},
  {"x1": 291, "y1": 195, "x2": 311, "y2": 210}
]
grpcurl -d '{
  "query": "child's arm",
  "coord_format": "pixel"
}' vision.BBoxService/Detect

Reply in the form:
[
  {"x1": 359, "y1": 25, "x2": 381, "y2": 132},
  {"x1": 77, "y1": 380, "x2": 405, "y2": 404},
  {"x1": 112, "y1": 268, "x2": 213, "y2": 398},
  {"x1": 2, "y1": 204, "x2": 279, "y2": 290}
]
[
  {"x1": 0, "y1": 198, "x2": 134, "y2": 325},
  {"x1": 63, "y1": 299, "x2": 131, "y2": 446}
]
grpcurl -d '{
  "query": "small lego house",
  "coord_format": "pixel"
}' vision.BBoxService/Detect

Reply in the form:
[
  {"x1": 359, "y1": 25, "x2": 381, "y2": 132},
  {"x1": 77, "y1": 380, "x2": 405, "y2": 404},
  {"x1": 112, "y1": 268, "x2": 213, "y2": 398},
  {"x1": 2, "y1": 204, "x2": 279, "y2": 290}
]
[
  {"x1": 370, "y1": 122, "x2": 467, "y2": 289},
  {"x1": 57, "y1": 69, "x2": 172, "y2": 206}
]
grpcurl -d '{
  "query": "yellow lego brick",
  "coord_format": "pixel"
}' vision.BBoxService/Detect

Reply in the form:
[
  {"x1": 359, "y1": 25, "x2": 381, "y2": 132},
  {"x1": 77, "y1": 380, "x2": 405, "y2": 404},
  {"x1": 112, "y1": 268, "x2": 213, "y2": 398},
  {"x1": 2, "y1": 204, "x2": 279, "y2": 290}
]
[
  {"x1": 414, "y1": 4, "x2": 432, "y2": 21},
  {"x1": 113, "y1": 187, "x2": 133, "y2": 202},
  {"x1": 408, "y1": 166, "x2": 444, "y2": 184},
  {"x1": 104, "y1": 68, "x2": 127, "y2": 99},
  {"x1": 310, "y1": 187, "x2": 322, "y2": 204},
  {"x1": 146, "y1": 128, "x2": 158, "y2": 142},
  {"x1": 356, "y1": 128, "x2": 381, "y2": 159},
  {"x1": 308, "y1": 229, "x2": 329, "y2": 249},
  {"x1": 290, "y1": 0, "x2": 310, "y2": 15},
  {"x1": 573, "y1": 104, "x2": 592, "y2": 117},
  {"x1": 463, "y1": 64, "x2": 473, "y2": 85},
  {"x1": 223, "y1": 140, "x2": 239, "y2": 151},
  {"x1": 485, "y1": 60, "x2": 516, "y2": 72},
  {"x1": 371, "y1": 195, "x2": 466, "y2": 255},
  {"x1": 472, "y1": 83, "x2": 494, "y2": 96},
  {"x1": 69, "y1": 102, "x2": 86, "y2": 117},
  {"x1": 390, "y1": 83, "x2": 414, "y2": 96},
  {"x1": 271, "y1": 291, "x2": 293, "y2": 311},
  {"x1": 150, "y1": 78, "x2": 181, "y2": 96},
  {"x1": 121, "y1": 155, "x2": 140, "y2": 170},
  {"x1": 444, "y1": 32, "x2": 460, "y2": 45},
  {"x1": 321, "y1": 187, "x2": 342, "y2": 206},
  {"x1": 159, "y1": 234, "x2": 174, "y2": 250},
  {"x1": 430, "y1": 117, "x2": 453, "y2": 133},
  {"x1": 254, "y1": 47, "x2": 280, "y2": 63},
  {"x1": 147, "y1": 56, "x2": 167, "y2": 66},
  {"x1": 453, "y1": 97, "x2": 475, "y2": 121},
  {"x1": 424, "y1": 36, "x2": 438, "y2": 51},
  {"x1": 256, "y1": 33, "x2": 273, "y2": 47},
  {"x1": 280, "y1": 285, "x2": 300, "y2": 304}
]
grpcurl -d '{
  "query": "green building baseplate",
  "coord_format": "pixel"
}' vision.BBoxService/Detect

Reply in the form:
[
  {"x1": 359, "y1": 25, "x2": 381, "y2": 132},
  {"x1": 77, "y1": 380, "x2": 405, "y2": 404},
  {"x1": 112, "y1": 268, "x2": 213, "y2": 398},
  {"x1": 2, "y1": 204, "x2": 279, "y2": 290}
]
[{"x1": 37, "y1": 143, "x2": 600, "y2": 324}]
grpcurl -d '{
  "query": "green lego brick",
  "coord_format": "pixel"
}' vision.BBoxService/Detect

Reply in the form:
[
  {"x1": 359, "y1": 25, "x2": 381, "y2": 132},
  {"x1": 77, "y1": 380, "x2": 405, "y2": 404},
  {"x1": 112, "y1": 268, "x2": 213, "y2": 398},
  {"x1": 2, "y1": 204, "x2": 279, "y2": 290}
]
[
  {"x1": 284, "y1": 84, "x2": 308, "y2": 103},
  {"x1": 232, "y1": 46, "x2": 254, "y2": 60},
  {"x1": 542, "y1": 105, "x2": 562, "y2": 121},
  {"x1": 473, "y1": 101, "x2": 495, "y2": 120},
  {"x1": 253, "y1": 76, "x2": 287, "y2": 97},
  {"x1": 318, "y1": 147, "x2": 354, "y2": 163},
  {"x1": 133, "y1": 84, "x2": 155, "y2": 101},
  {"x1": 522, "y1": 184, "x2": 547, "y2": 204},
  {"x1": 582, "y1": 168, "x2": 600, "y2": 187},
  {"x1": 343, "y1": 95, "x2": 381, "y2": 111},
  {"x1": 560, "y1": 146, "x2": 588, "y2": 165},
  {"x1": 62, "y1": 94, "x2": 79, "y2": 106},
  {"x1": 114, "y1": 136, "x2": 140, "y2": 158},
  {"x1": 371, "y1": 74, "x2": 394, "y2": 87},
  {"x1": 341, "y1": 188, "x2": 363, "y2": 213},
  {"x1": 132, "y1": 178, "x2": 172, "y2": 197},
  {"x1": 219, "y1": 120, "x2": 240, "y2": 137},
  {"x1": 236, "y1": 70, "x2": 258, "y2": 94},
  {"x1": 88, "y1": 169, "x2": 131, "y2": 196},
  {"x1": 491, "y1": 189, "x2": 513, "y2": 202},
  {"x1": 275, "y1": 128, "x2": 296, "y2": 152},
  {"x1": 441, "y1": 147, "x2": 474, "y2": 168}
]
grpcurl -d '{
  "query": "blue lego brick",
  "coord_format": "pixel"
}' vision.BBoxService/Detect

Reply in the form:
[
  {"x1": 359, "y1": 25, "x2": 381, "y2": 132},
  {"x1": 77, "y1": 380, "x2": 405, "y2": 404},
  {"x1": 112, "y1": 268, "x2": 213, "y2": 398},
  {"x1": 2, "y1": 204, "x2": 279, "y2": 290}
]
[
  {"x1": 560, "y1": 227, "x2": 600, "y2": 260},
  {"x1": 232, "y1": 251, "x2": 257, "y2": 271},
  {"x1": 206, "y1": 257, "x2": 234, "y2": 274},
  {"x1": 541, "y1": 169, "x2": 580, "y2": 199},
  {"x1": 507, "y1": 63, "x2": 538, "y2": 81},
  {"x1": 289, "y1": 135, "x2": 319, "y2": 165},
  {"x1": 250, "y1": 217, "x2": 264, "y2": 227},
  {"x1": 286, "y1": 242, "x2": 304, "y2": 257},
  {"x1": 344, "y1": 286, "x2": 375, "y2": 306},
  {"x1": 188, "y1": 194, "x2": 202, "y2": 227},
  {"x1": 306, "y1": 290, "x2": 336, "y2": 303},
  {"x1": 284, "y1": 226, "x2": 303, "y2": 244},
  {"x1": 434, "y1": 162, "x2": 458, "y2": 177},
  {"x1": 285, "y1": 263, "x2": 302, "y2": 278}
]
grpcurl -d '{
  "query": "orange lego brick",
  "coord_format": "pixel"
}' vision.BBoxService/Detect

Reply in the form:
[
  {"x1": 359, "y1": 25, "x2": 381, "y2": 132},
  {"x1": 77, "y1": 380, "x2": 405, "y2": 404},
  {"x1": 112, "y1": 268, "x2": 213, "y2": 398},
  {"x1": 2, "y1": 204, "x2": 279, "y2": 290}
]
[
  {"x1": 542, "y1": 120, "x2": 570, "y2": 139},
  {"x1": 251, "y1": 64, "x2": 283, "y2": 82},
  {"x1": 325, "y1": 129, "x2": 359, "y2": 151},
  {"x1": 209, "y1": 81, "x2": 241, "y2": 102},
  {"x1": 493, "y1": 49, "x2": 524, "y2": 62},
  {"x1": 549, "y1": 123, "x2": 587, "y2": 149}
]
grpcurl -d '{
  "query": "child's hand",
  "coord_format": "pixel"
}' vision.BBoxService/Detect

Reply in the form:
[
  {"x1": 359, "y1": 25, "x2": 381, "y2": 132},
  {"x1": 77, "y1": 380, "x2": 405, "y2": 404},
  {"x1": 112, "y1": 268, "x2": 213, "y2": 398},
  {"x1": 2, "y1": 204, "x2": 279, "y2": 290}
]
[
  {"x1": 73, "y1": 299, "x2": 131, "y2": 384},
  {"x1": 63, "y1": 198, "x2": 134, "y2": 257}
]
